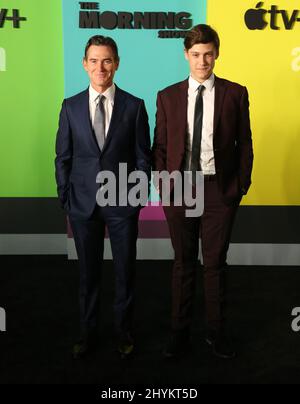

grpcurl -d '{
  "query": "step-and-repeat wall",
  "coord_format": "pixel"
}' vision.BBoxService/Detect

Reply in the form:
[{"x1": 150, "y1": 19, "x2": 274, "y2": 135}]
[{"x1": 1, "y1": 0, "x2": 300, "y2": 264}]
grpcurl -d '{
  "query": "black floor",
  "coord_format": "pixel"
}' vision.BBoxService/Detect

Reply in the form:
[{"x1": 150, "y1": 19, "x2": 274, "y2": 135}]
[{"x1": 0, "y1": 256, "x2": 300, "y2": 384}]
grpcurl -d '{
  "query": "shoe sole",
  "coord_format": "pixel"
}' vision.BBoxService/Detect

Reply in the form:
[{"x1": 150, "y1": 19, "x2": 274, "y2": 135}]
[
  {"x1": 212, "y1": 349, "x2": 236, "y2": 360},
  {"x1": 205, "y1": 338, "x2": 236, "y2": 359},
  {"x1": 163, "y1": 350, "x2": 178, "y2": 359},
  {"x1": 162, "y1": 344, "x2": 192, "y2": 359}
]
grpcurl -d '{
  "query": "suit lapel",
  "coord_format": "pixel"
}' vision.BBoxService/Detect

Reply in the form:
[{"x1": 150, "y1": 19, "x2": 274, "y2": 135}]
[
  {"x1": 76, "y1": 88, "x2": 100, "y2": 150},
  {"x1": 101, "y1": 85, "x2": 126, "y2": 155},
  {"x1": 213, "y1": 76, "x2": 226, "y2": 136},
  {"x1": 176, "y1": 79, "x2": 189, "y2": 153}
]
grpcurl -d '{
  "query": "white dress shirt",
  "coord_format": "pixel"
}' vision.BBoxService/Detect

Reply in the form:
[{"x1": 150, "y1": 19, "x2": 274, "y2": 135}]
[
  {"x1": 89, "y1": 83, "x2": 115, "y2": 136},
  {"x1": 186, "y1": 74, "x2": 216, "y2": 175}
]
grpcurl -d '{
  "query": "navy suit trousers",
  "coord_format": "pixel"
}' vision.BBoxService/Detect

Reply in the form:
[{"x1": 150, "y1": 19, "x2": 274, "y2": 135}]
[{"x1": 70, "y1": 207, "x2": 139, "y2": 338}]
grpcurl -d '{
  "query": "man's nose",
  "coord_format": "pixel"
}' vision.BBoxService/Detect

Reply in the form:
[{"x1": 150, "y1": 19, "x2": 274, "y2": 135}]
[{"x1": 198, "y1": 55, "x2": 206, "y2": 65}]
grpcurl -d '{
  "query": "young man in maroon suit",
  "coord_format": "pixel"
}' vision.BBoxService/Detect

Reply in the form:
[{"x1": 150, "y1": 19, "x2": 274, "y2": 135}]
[{"x1": 152, "y1": 24, "x2": 253, "y2": 359}]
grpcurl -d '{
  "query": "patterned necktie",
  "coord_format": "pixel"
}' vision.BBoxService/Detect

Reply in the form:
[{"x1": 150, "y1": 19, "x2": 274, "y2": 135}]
[
  {"x1": 94, "y1": 95, "x2": 106, "y2": 151},
  {"x1": 190, "y1": 85, "x2": 205, "y2": 181}
]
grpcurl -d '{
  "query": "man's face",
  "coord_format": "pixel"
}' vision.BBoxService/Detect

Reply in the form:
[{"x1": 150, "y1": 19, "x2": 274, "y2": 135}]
[
  {"x1": 83, "y1": 45, "x2": 119, "y2": 92},
  {"x1": 184, "y1": 42, "x2": 218, "y2": 83}
]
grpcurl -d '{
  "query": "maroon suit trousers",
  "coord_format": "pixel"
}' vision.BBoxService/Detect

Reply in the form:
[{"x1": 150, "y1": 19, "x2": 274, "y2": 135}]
[{"x1": 163, "y1": 176, "x2": 239, "y2": 333}]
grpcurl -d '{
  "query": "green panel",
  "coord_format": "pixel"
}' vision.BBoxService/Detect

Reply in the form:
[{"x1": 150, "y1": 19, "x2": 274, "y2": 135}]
[{"x1": 0, "y1": 0, "x2": 64, "y2": 196}]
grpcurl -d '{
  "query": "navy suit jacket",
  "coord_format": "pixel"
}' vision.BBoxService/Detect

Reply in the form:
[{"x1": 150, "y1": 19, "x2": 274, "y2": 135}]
[{"x1": 55, "y1": 85, "x2": 151, "y2": 219}]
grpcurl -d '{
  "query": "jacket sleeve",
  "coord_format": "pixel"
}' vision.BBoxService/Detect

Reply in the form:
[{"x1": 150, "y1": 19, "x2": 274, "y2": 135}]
[
  {"x1": 135, "y1": 99, "x2": 151, "y2": 182},
  {"x1": 152, "y1": 91, "x2": 167, "y2": 173},
  {"x1": 237, "y1": 87, "x2": 253, "y2": 194},
  {"x1": 54, "y1": 100, "x2": 73, "y2": 209}
]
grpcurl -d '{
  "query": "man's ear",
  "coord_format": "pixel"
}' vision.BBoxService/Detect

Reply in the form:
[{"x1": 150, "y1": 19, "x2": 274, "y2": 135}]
[
  {"x1": 184, "y1": 48, "x2": 189, "y2": 61},
  {"x1": 82, "y1": 57, "x2": 88, "y2": 72}
]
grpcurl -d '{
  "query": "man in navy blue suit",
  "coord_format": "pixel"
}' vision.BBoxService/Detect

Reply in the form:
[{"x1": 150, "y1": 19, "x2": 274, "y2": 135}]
[{"x1": 55, "y1": 35, "x2": 151, "y2": 359}]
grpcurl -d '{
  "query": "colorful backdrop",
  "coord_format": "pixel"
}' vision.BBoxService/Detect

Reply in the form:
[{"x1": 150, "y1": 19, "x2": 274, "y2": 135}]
[{"x1": 1, "y1": 0, "x2": 300, "y2": 263}]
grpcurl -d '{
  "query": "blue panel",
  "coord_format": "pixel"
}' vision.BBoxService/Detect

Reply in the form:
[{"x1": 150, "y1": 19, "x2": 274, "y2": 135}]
[{"x1": 62, "y1": 0, "x2": 207, "y2": 134}]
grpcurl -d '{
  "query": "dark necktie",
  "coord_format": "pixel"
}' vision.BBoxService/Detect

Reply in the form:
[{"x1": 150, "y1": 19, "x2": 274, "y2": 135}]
[
  {"x1": 94, "y1": 95, "x2": 106, "y2": 150},
  {"x1": 190, "y1": 85, "x2": 205, "y2": 182}
]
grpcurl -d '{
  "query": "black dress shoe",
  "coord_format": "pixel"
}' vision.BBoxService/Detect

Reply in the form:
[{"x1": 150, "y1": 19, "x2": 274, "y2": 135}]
[
  {"x1": 206, "y1": 330, "x2": 236, "y2": 359},
  {"x1": 117, "y1": 334, "x2": 134, "y2": 360},
  {"x1": 163, "y1": 328, "x2": 190, "y2": 359},
  {"x1": 72, "y1": 331, "x2": 98, "y2": 360}
]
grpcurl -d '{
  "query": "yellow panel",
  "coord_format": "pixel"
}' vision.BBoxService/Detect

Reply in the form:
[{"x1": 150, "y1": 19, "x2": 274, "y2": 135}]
[{"x1": 207, "y1": 0, "x2": 300, "y2": 205}]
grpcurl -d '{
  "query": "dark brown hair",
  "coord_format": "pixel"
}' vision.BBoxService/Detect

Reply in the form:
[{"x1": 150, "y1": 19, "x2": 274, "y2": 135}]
[
  {"x1": 84, "y1": 35, "x2": 119, "y2": 61},
  {"x1": 184, "y1": 24, "x2": 220, "y2": 55}
]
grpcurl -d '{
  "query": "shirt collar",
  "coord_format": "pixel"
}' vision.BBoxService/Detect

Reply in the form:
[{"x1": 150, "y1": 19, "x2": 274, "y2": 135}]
[
  {"x1": 188, "y1": 73, "x2": 215, "y2": 93},
  {"x1": 89, "y1": 83, "x2": 116, "y2": 104}
]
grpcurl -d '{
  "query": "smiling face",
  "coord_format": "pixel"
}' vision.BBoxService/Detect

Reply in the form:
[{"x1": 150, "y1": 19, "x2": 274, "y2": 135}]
[
  {"x1": 83, "y1": 45, "x2": 119, "y2": 93},
  {"x1": 184, "y1": 42, "x2": 218, "y2": 83}
]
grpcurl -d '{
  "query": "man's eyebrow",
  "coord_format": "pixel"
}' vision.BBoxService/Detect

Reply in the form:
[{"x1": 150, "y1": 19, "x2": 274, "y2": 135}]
[
  {"x1": 191, "y1": 51, "x2": 213, "y2": 55},
  {"x1": 88, "y1": 57, "x2": 113, "y2": 61}
]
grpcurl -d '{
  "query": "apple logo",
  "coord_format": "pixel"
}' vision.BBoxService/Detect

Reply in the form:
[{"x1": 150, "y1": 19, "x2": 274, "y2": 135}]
[{"x1": 244, "y1": 2, "x2": 268, "y2": 30}]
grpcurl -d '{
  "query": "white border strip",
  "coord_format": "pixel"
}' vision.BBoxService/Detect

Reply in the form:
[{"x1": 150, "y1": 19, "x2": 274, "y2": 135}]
[
  {"x1": 0, "y1": 235, "x2": 299, "y2": 265},
  {"x1": 68, "y1": 238, "x2": 300, "y2": 266},
  {"x1": 0, "y1": 234, "x2": 67, "y2": 255}
]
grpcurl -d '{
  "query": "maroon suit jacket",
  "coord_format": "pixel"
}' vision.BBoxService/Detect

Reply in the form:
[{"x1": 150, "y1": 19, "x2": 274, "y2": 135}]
[{"x1": 152, "y1": 76, "x2": 254, "y2": 205}]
